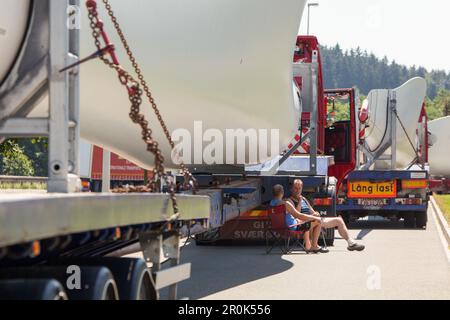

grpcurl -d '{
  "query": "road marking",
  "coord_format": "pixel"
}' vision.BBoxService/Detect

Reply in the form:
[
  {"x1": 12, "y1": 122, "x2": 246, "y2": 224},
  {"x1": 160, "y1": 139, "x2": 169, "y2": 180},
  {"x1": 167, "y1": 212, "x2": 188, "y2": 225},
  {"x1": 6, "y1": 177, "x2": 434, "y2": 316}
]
[{"x1": 430, "y1": 199, "x2": 450, "y2": 264}]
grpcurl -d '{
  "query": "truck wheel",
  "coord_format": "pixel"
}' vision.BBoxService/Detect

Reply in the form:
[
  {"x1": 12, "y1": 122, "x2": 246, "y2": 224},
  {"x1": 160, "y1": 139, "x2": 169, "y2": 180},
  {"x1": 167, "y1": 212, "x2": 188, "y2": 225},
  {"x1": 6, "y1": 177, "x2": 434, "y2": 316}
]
[
  {"x1": 46, "y1": 257, "x2": 156, "y2": 300},
  {"x1": 99, "y1": 258, "x2": 154, "y2": 300},
  {"x1": 107, "y1": 258, "x2": 155, "y2": 300},
  {"x1": 67, "y1": 266, "x2": 119, "y2": 300},
  {"x1": 404, "y1": 214, "x2": 416, "y2": 229},
  {"x1": 319, "y1": 228, "x2": 335, "y2": 247},
  {"x1": 415, "y1": 211, "x2": 428, "y2": 229},
  {"x1": 0, "y1": 279, "x2": 68, "y2": 300},
  {"x1": 0, "y1": 266, "x2": 118, "y2": 300},
  {"x1": 340, "y1": 212, "x2": 350, "y2": 225}
]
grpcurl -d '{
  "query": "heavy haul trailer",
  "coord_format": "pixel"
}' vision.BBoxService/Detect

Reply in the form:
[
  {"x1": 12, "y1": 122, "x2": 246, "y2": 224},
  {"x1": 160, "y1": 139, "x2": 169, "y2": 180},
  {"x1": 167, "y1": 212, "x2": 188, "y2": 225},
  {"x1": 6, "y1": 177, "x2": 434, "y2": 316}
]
[
  {"x1": 194, "y1": 36, "x2": 338, "y2": 246},
  {"x1": 197, "y1": 34, "x2": 432, "y2": 247},
  {"x1": 0, "y1": 0, "x2": 310, "y2": 299},
  {"x1": 0, "y1": 1, "x2": 209, "y2": 300},
  {"x1": 327, "y1": 83, "x2": 430, "y2": 229}
]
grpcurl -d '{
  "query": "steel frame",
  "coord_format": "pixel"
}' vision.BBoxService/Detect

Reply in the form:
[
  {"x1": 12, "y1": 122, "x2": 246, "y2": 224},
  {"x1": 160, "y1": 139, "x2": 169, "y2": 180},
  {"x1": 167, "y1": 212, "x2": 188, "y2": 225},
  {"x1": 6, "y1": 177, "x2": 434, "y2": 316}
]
[
  {"x1": 0, "y1": 0, "x2": 80, "y2": 193},
  {"x1": 139, "y1": 230, "x2": 191, "y2": 300},
  {"x1": 360, "y1": 90, "x2": 397, "y2": 171}
]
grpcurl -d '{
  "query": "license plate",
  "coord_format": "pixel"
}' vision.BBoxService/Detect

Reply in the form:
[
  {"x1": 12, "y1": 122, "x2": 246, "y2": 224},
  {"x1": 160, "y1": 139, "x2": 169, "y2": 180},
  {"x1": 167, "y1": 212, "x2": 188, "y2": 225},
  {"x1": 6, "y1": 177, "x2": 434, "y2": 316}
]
[
  {"x1": 357, "y1": 199, "x2": 388, "y2": 207},
  {"x1": 348, "y1": 181, "x2": 397, "y2": 198}
]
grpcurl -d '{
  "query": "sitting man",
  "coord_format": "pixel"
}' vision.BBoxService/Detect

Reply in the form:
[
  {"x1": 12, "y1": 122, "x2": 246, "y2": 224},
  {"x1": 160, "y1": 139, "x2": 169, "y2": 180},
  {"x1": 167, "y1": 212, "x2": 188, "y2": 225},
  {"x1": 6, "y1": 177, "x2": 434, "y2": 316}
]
[
  {"x1": 270, "y1": 184, "x2": 324, "y2": 253},
  {"x1": 288, "y1": 179, "x2": 365, "y2": 252}
]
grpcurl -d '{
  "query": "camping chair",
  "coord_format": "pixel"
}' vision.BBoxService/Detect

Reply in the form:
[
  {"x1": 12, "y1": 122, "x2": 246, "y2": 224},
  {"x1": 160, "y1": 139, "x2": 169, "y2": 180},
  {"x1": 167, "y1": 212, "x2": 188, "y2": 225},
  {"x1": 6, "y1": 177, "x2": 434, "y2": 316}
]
[
  {"x1": 319, "y1": 227, "x2": 329, "y2": 250},
  {"x1": 265, "y1": 205, "x2": 307, "y2": 254}
]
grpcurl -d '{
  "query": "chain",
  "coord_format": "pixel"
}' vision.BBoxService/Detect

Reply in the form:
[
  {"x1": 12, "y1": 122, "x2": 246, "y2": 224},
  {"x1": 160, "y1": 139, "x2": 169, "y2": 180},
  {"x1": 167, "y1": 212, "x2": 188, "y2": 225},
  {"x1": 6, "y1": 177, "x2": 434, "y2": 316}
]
[
  {"x1": 98, "y1": 0, "x2": 197, "y2": 192},
  {"x1": 85, "y1": 0, "x2": 188, "y2": 215}
]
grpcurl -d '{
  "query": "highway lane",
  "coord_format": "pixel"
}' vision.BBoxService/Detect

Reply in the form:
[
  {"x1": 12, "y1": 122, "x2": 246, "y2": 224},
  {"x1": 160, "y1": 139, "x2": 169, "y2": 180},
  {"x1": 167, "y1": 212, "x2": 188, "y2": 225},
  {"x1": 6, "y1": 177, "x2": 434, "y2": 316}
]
[{"x1": 172, "y1": 207, "x2": 450, "y2": 300}]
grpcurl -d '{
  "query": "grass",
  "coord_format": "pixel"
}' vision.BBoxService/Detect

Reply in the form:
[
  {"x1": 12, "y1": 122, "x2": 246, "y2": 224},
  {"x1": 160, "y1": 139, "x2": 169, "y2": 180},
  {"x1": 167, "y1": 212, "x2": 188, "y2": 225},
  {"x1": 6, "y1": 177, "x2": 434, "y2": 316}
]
[
  {"x1": 0, "y1": 182, "x2": 47, "y2": 190},
  {"x1": 434, "y1": 194, "x2": 450, "y2": 225}
]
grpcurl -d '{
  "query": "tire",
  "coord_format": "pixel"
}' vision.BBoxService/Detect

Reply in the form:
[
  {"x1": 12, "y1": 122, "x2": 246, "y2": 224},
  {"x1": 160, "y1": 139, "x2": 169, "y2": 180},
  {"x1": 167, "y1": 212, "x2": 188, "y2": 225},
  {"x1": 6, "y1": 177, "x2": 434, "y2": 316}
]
[
  {"x1": 96, "y1": 258, "x2": 155, "y2": 300},
  {"x1": 0, "y1": 266, "x2": 119, "y2": 300},
  {"x1": 404, "y1": 214, "x2": 416, "y2": 229},
  {"x1": 415, "y1": 211, "x2": 428, "y2": 229},
  {"x1": 75, "y1": 266, "x2": 119, "y2": 300},
  {"x1": 340, "y1": 212, "x2": 350, "y2": 225},
  {"x1": 48, "y1": 257, "x2": 156, "y2": 300},
  {"x1": 0, "y1": 279, "x2": 67, "y2": 300},
  {"x1": 319, "y1": 228, "x2": 335, "y2": 247}
]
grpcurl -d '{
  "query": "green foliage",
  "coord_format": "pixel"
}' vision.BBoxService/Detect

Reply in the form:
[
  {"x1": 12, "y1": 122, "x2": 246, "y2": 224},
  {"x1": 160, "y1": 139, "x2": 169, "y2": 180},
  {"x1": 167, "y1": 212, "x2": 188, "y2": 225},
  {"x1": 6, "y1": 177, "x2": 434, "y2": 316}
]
[
  {"x1": 0, "y1": 138, "x2": 48, "y2": 177},
  {"x1": 435, "y1": 195, "x2": 450, "y2": 225},
  {"x1": 321, "y1": 44, "x2": 450, "y2": 122},
  {"x1": 321, "y1": 44, "x2": 450, "y2": 99},
  {"x1": 333, "y1": 101, "x2": 351, "y2": 122},
  {"x1": 0, "y1": 140, "x2": 35, "y2": 176},
  {"x1": 426, "y1": 90, "x2": 450, "y2": 120},
  {"x1": 327, "y1": 99, "x2": 351, "y2": 124},
  {"x1": 16, "y1": 138, "x2": 48, "y2": 176},
  {"x1": 0, "y1": 181, "x2": 47, "y2": 190}
]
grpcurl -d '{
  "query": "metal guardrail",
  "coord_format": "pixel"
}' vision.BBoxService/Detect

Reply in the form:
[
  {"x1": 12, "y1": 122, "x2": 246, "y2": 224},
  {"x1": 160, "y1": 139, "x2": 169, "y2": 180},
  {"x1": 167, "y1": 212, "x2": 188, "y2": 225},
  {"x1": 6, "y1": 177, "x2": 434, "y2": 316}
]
[
  {"x1": 430, "y1": 196, "x2": 450, "y2": 247},
  {"x1": 0, "y1": 176, "x2": 48, "y2": 183}
]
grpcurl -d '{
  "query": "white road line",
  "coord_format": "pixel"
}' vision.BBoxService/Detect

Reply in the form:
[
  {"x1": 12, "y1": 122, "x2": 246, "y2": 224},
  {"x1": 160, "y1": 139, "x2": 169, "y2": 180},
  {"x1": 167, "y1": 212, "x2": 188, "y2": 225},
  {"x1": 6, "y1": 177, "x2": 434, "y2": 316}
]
[{"x1": 430, "y1": 199, "x2": 450, "y2": 264}]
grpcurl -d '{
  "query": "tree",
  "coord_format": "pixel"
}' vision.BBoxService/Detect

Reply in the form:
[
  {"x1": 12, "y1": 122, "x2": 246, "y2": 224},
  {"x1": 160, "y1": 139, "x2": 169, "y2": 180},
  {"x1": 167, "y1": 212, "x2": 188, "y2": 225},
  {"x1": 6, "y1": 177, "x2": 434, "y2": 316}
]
[
  {"x1": 0, "y1": 140, "x2": 35, "y2": 176},
  {"x1": 425, "y1": 89, "x2": 450, "y2": 120},
  {"x1": 17, "y1": 138, "x2": 48, "y2": 176},
  {"x1": 319, "y1": 44, "x2": 450, "y2": 99}
]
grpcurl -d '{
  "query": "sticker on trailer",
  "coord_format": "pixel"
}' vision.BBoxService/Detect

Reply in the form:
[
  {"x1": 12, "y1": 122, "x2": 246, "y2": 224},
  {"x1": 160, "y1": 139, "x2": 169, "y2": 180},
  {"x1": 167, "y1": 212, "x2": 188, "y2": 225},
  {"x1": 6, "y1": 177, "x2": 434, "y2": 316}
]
[
  {"x1": 410, "y1": 172, "x2": 427, "y2": 179},
  {"x1": 287, "y1": 127, "x2": 311, "y2": 154},
  {"x1": 401, "y1": 180, "x2": 428, "y2": 189},
  {"x1": 348, "y1": 180, "x2": 397, "y2": 199}
]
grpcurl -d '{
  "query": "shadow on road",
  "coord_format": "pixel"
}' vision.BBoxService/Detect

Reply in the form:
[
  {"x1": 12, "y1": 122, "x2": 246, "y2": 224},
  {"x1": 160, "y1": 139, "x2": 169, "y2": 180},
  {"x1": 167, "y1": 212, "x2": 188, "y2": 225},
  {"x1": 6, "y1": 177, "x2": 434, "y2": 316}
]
[
  {"x1": 175, "y1": 242, "x2": 294, "y2": 300},
  {"x1": 349, "y1": 218, "x2": 423, "y2": 240}
]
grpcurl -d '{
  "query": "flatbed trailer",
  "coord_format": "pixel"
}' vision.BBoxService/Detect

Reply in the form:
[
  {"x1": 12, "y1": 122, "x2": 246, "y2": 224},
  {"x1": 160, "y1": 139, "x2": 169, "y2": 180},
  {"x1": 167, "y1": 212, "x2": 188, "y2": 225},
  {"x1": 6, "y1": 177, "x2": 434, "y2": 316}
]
[
  {"x1": 0, "y1": 191, "x2": 210, "y2": 300},
  {"x1": 324, "y1": 83, "x2": 430, "y2": 229},
  {"x1": 0, "y1": 1, "x2": 210, "y2": 300},
  {"x1": 0, "y1": 192, "x2": 209, "y2": 250},
  {"x1": 192, "y1": 155, "x2": 337, "y2": 246}
]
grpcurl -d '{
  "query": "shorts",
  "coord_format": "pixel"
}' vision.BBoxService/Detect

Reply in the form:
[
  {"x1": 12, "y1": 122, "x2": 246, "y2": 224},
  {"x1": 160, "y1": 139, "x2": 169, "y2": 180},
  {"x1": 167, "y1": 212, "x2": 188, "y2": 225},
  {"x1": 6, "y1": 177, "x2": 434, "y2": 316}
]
[{"x1": 292, "y1": 222, "x2": 311, "y2": 232}]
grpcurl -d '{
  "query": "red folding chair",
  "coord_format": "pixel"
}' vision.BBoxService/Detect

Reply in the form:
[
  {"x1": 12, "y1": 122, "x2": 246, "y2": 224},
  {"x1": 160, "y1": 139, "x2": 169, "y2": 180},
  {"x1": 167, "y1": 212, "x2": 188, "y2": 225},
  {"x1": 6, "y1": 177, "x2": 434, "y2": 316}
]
[{"x1": 265, "y1": 205, "x2": 307, "y2": 254}]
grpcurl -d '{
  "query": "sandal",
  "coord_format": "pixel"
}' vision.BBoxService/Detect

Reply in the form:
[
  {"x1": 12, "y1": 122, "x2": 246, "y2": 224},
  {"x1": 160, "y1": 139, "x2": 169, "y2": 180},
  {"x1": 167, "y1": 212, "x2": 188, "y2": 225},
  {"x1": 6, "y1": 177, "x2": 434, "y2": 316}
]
[
  {"x1": 312, "y1": 247, "x2": 329, "y2": 254},
  {"x1": 303, "y1": 241, "x2": 313, "y2": 254}
]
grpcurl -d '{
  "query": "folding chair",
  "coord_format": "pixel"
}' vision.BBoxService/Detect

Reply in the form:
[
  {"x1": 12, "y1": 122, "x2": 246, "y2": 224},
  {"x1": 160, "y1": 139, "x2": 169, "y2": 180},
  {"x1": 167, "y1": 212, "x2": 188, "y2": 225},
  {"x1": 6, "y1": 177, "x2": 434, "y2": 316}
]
[
  {"x1": 319, "y1": 227, "x2": 329, "y2": 250},
  {"x1": 265, "y1": 205, "x2": 307, "y2": 254}
]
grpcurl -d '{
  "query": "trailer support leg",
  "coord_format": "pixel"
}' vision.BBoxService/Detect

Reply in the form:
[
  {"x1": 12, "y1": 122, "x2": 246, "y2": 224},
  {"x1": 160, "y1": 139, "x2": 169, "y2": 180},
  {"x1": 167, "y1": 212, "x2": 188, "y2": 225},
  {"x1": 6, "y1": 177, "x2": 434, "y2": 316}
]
[
  {"x1": 139, "y1": 231, "x2": 190, "y2": 300},
  {"x1": 48, "y1": 0, "x2": 80, "y2": 193}
]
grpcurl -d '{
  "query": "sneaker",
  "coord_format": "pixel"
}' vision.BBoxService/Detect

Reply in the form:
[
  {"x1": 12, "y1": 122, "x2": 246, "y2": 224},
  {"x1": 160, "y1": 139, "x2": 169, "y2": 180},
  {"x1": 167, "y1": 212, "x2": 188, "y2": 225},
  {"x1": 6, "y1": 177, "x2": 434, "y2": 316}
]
[
  {"x1": 347, "y1": 243, "x2": 365, "y2": 252},
  {"x1": 312, "y1": 247, "x2": 330, "y2": 254}
]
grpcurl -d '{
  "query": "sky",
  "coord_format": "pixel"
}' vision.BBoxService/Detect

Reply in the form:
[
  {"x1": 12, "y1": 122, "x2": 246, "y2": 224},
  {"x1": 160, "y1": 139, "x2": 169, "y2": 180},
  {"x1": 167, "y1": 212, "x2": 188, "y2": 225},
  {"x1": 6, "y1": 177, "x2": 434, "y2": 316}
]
[{"x1": 298, "y1": 0, "x2": 450, "y2": 72}]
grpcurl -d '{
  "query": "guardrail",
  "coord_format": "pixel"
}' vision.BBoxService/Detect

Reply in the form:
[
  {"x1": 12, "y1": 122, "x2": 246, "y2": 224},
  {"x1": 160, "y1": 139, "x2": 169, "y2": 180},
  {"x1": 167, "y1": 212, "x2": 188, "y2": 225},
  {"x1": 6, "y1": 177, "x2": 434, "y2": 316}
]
[
  {"x1": 0, "y1": 176, "x2": 48, "y2": 183},
  {"x1": 430, "y1": 196, "x2": 450, "y2": 247},
  {"x1": 0, "y1": 176, "x2": 47, "y2": 190}
]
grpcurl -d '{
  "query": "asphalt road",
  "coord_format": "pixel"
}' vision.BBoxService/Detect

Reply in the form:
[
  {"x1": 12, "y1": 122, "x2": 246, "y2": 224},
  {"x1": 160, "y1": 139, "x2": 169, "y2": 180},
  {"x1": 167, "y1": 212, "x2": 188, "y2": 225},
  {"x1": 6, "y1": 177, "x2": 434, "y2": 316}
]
[{"x1": 170, "y1": 207, "x2": 450, "y2": 300}]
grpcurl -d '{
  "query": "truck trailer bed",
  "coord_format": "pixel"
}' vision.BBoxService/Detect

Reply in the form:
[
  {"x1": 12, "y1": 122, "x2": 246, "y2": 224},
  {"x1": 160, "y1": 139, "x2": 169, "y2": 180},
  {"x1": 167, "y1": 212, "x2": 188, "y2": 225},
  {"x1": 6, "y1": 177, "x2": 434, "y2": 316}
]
[{"x1": 0, "y1": 192, "x2": 210, "y2": 247}]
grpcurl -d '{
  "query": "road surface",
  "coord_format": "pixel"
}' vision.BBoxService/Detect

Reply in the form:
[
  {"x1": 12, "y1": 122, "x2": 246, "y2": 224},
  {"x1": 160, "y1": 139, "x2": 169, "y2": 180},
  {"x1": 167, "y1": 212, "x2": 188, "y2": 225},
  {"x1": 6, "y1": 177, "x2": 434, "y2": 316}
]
[
  {"x1": 178, "y1": 207, "x2": 450, "y2": 300},
  {"x1": 133, "y1": 207, "x2": 450, "y2": 300}
]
